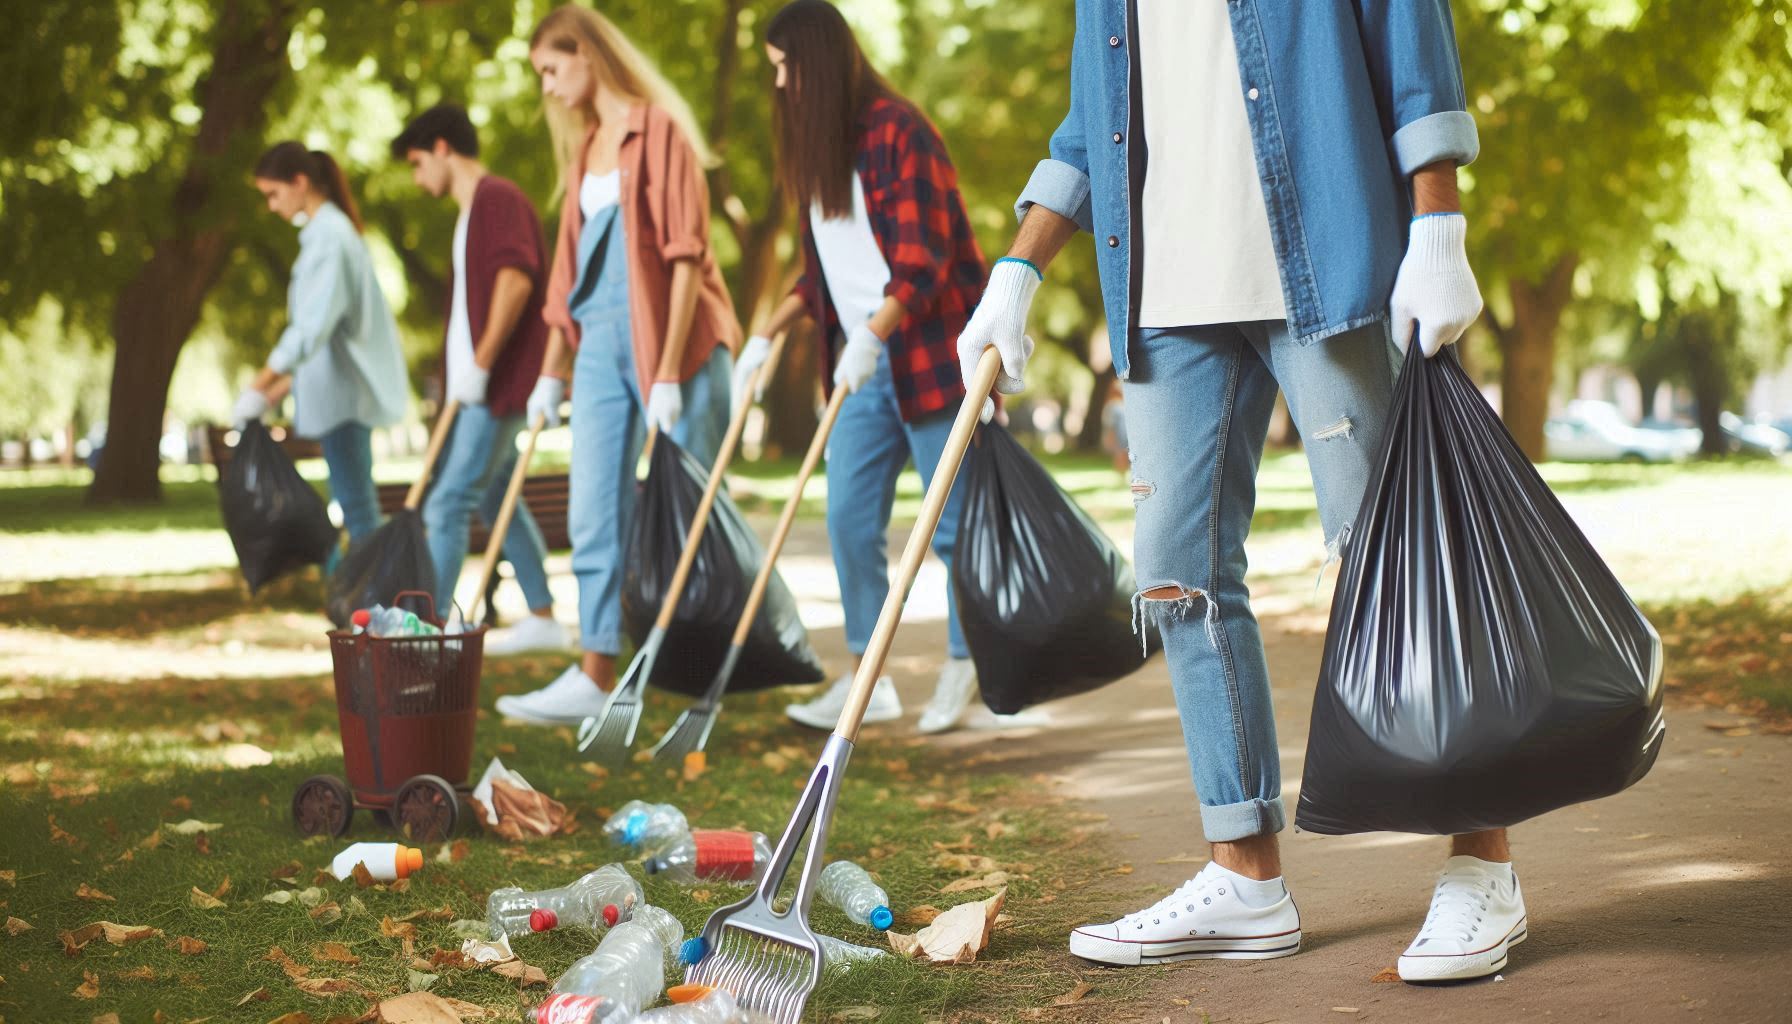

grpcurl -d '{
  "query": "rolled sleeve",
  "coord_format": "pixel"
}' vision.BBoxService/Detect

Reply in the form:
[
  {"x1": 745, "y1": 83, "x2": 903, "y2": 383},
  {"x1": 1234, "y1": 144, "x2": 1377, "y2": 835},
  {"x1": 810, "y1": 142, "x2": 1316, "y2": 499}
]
[
  {"x1": 1015, "y1": 158, "x2": 1094, "y2": 233},
  {"x1": 655, "y1": 125, "x2": 712, "y2": 264},
  {"x1": 1356, "y1": 0, "x2": 1479, "y2": 176},
  {"x1": 1391, "y1": 110, "x2": 1479, "y2": 175}
]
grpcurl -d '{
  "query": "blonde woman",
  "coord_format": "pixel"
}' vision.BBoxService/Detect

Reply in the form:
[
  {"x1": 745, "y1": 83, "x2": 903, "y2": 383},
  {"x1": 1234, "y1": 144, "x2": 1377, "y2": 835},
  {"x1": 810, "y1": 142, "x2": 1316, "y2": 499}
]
[{"x1": 499, "y1": 5, "x2": 741, "y2": 724}]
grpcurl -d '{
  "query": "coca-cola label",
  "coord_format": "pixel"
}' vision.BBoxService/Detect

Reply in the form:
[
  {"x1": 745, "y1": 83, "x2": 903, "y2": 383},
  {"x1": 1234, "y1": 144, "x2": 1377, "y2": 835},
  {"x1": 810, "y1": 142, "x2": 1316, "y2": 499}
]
[{"x1": 533, "y1": 994, "x2": 608, "y2": 1024}]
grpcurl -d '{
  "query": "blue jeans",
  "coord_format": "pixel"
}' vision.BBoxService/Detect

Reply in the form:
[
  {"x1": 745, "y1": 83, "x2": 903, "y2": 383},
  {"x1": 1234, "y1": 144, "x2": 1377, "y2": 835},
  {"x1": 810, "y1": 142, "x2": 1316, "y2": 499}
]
[
  {"x1": 422, "y1": 404, "x2": 555, "y2": 615},
  {"x1": 826, "y1": 348, "x2": 969, "y2": 661},
  {"x1": 1126, "y1": 319, "x2": 1396, "y2": 843},
  {"x1": 318, "y1": 421, "x2": 381, "y2": 546}
]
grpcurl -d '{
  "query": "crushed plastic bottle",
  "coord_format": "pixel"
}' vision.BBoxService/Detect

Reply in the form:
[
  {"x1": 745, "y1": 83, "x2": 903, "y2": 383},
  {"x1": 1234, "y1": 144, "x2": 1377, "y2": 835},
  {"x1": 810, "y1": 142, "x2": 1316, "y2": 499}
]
[
  {"x1": 487, "y1": 864, "x2": 645, "y2": 938},
  {"x1": 633, "y1": 989, "x2": 764, "y2": 1023},
  {"x1": 644, "y1": 830, "x2": 771, "y2": 885},
  {"x1": 603, "y1": 800, "x2": 691, "y2": 855},
  {"x1": 817, "y1": 861, "x2": 893, "y2": 930},
  {"x1": 531, "y1": 905, "x2": 687, "y2": 1023},
  {"x1": 352, "y1": 604, "x2": 441, "y2": 638},
  {"x1": 328, "y1": 842, "x2": 423, "y2": 882}
]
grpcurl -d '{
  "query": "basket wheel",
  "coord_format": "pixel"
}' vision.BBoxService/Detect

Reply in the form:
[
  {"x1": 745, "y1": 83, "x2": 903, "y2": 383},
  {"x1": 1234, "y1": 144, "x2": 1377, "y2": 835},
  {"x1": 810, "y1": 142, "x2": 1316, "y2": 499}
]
[
  {"x1": 393, "y1": 774, "x2": 459, "y2": 843},
  {"x1": 292, "y1": 775, "x2": 353, "y2": 838}
]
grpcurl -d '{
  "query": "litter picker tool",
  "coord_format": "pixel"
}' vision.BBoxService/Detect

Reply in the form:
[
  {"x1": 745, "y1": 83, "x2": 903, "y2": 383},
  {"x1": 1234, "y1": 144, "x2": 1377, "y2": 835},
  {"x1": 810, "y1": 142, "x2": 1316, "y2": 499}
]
[
  {"x1": 683, "y1": 348, "x2": 1001, "y2": 1023},
  {"x1": 576, "y1": 337, "x2": 787, "y2": 765},
  {"x1": 649, "y1": 379, "x2": 845, "y2": 765},
  {"x1": 461, "y1": 413, "x2": 547, "y2": 625}
]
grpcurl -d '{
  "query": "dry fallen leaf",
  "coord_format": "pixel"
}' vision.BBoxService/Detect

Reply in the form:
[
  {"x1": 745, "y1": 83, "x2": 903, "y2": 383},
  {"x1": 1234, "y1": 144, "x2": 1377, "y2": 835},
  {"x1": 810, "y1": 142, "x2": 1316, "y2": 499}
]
[
  {"x1": 1054, "y1": 981, "x2": 1094, "y2": 1005},
  {"x1": 99, "y1": 922, "x2": 163, "y2": 945},
  {"x1": 271, "y1": 860, "x2": 303, "y2": 880},
  {"x1": 75, "y1": 883, "x2": 114, "y2": 902},
  {"x1": 316, "y1": 941, "x2": 360, "y2": 965},
  {"x1": 171, "y1": 935, "x2": 208, "y2": 955},
  {"x1": 490, "y1": 960, "x2": 549, "y2": 987},
  {"x1": 682, "y1": 750, "x2": 707, "y2": 781},
  {"x1": 235, "y1": 985, "x2": 270, "y2": 1006},
  {"x1": 118, "y1": 965, "x2": 157, "y2": 982},
  {"x1": 941, "y1": 871, "x2": 1010, "y2": 894},
  {"x1": 268, "y1": 946, "x2": 310, "y2": 981},
  {"x1": 350, "y1": 861, "x2": 377, "y2": 888},
  {"x1": 72, "y1": 970, "x2": 100, "y2": 999},
  {"x1": 887, "y1": 889, "x2": 1007, "y2": 964},
  {"x1": 166, "y1": 819, "x2": 221, "y2": 835},
  {"x1": 407, "y1": 969, "x2": 439, "y2": 992},
  {"x1": 382, "y1": 917, "x2": 420, "y2": 940},
  {"x1": 376, "y1": 991, "x2": 466, "y2": 1024},
  {"x1": 92, "y1": 1014, "x2": 122, "y2": 1024},
  {"x1": 188, "y1": 886, "x2": 225, "y2": 910},
  {"x1": 309, "y1": 901, "x2": 343, "y2": 925},
  {"x1": 294, "y1": 976, "x2": 354, "y2": 997},
  {"x1": 1370, "y1": 967, "x2": 1402, "y2": 983},
  {"x1": 0, "y1": 870, "x2": 15, "y2": 886},
  {"x1": 459, "y1": 935, "x2": 515, "y2": 965},
  {"x1": 59, "y1": 923, "x2": 106, "y2": 956},
  {"x1": 895, "y1": 906, "x2": 941, "y2": 927},
  {"x1": 4, "y1": 916, "x2": 31, "y2": 936}
]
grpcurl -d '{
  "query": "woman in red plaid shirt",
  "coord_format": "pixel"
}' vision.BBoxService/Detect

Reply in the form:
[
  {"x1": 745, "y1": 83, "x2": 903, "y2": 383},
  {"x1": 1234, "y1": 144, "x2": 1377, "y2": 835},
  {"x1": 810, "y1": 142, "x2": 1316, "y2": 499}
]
[{"x1": 741, "y1": 0, "x2": 1015, "y2": 735}]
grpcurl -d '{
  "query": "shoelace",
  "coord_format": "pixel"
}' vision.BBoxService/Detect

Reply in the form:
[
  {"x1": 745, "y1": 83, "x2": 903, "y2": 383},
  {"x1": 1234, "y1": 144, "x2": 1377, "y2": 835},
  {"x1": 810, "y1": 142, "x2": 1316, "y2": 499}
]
[
  {"x1": 1121, "y1": 876, "x2": 1210, "y2": 928},
  {"x1": 1416, "y1": 874, "x2": 1495, "y2": 943}
]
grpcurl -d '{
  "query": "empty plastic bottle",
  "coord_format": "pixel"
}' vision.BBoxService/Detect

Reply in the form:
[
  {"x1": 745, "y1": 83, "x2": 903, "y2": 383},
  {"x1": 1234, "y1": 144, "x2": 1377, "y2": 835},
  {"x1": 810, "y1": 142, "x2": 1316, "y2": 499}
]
[
  {"x1": 353, "y1": 604, "x2": 440, "y2": 638},
  {"x1": 487, "y1": 864, "x2": 645, "y2": 938},
  {"x1": 633, "y1": 989, "x2": 760, "y2": 1024},
  {"x1": 644, "y1": 830, "x2": 772, "y2": 885},
  {"x1": 603, "y1": 800, "x2": 691, "y2": 855},
  {"x1": 328, "y1": 842, "x2": 423, "y2": 882},
  {"x1": 817, "y1": 861, "x2": 893, "y2": 930},
  {"x1": 678, "y1": 931, "x2": 889, "y2": 971},
  {"x1": 531, "y1": 905, "x2": 686, "y2": 1024}
]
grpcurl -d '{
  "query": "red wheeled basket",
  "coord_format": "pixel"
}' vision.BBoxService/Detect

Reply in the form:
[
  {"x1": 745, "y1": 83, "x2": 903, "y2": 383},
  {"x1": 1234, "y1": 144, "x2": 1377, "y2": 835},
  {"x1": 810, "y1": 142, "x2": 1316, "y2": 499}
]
[{"x1": 292, "y1": 591, "x2": 485, "y2": 842}]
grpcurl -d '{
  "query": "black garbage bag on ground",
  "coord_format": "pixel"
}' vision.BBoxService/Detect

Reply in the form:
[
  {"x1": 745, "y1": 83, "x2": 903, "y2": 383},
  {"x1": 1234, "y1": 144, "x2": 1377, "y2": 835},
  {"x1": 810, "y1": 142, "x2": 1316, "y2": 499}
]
[
  {"x1": 325, "y1": 509, "x2": 437, "y2": 629},
  {"x1": 1295, "y1": 350, "x2": 1665, "y2": 836},
  {"x1": 218, "y1": 421, "x2": 338, "y2": 593},
  {"x1": 951, "y1": 423, "x2": 1146, "y2": 714},
  {"x1": 621, "y1": 437, "x2": 825, "y2": 695}
]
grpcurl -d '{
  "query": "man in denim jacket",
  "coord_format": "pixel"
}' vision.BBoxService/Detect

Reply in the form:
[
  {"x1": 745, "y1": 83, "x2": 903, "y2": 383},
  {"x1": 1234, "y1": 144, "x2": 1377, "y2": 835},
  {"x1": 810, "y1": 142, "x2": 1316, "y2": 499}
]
[{"x1": 958, "y1": 1, "x2": 1516, "y2": 983}]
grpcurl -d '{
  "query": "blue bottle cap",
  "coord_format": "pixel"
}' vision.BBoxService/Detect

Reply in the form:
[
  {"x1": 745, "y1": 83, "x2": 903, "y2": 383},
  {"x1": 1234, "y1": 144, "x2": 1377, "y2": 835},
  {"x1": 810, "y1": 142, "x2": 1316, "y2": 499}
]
[
  {"x1": 869, "y1": 906, "x2": 894, "y2": 931},
  {"x1": 679, "y1": 936, "x2": 709, "y2": 965},
  {"x1": 623, "y1": 811, "x2": 647, "y2": 846}
]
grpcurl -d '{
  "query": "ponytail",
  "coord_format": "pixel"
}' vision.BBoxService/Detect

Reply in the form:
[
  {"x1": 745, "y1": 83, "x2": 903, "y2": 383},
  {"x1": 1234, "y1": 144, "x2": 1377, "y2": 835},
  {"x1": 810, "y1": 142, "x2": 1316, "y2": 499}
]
[{"x1": 254, "y1": 141, "x2": 364, "y2": 233}]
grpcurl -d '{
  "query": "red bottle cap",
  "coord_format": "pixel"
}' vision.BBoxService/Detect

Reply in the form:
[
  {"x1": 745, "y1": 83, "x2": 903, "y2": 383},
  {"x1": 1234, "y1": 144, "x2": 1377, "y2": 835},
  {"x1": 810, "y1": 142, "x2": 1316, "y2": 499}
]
[
  {"x1": 529, "y1": 908, "x2": 558, "y2": 932},
  {"x1": 602, "y1": 904, "x2": 620, "y2": 926},
  {"x1": 352, "y1": 609, "x2": 371, "y2": 628}
]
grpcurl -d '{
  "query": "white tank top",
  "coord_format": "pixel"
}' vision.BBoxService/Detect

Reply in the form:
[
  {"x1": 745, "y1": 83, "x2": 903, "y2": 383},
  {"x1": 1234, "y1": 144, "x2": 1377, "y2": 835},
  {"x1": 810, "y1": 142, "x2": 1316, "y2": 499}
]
[{"x1": 579, "y1": 170, "x2": 620, "y2": 219}]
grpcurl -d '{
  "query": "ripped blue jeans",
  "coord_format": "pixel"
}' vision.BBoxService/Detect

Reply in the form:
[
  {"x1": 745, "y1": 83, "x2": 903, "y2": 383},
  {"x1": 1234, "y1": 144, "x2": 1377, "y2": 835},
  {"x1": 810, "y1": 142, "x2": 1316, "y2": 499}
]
[{"x1": 1126, "y1": 319, "x2": 1396, "y2": 842}]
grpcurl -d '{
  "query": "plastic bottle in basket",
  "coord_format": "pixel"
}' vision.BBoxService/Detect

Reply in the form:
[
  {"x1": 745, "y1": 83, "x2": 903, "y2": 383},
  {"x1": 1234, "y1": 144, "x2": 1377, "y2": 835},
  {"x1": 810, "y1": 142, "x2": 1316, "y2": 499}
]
[
  {"x1": 643, "y1": 830, "x2": 771, "y2": 885},
  {"x1": 531, "y1": 904, "x2": 687, "y2": 1024},
  {"x1": 487, "y1": 864, "x2": 645, "y2": 938},
  {"x1": 353, "y1": 605, "x2": 441, "y2": 637},
  {"x1": 817, "y1": 861, "x2": 893, "y2": 930},
  {"x1": 603, "y1": 800, "x2": 691, "y2": 855}
]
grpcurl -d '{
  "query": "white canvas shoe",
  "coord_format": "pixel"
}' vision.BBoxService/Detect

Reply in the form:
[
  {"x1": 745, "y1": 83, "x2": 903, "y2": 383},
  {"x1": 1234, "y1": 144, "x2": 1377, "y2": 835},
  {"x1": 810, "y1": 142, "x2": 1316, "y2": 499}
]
[
  {"x1": 917, "y1": 657, "x2": 979, "y2": 734},
  {"x1": 785, "y1": 674, "x2": 902, "y2": 730},
  {"x1": 493, "y1": 664, "x2": 610, "y2": 726},
  {"x1": 1397, "y1": 856, "x2": 1528, "y2": 982},
  {"x1": 1069, "y1": 862, "x2": 1302, "y2": 966},
  {"x1": 482, "y1": 614, "x2": 572, "y2": 656}
]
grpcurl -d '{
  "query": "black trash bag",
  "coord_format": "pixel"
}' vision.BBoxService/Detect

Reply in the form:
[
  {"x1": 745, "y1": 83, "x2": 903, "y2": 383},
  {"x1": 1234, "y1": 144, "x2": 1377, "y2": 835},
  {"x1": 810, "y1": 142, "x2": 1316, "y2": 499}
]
[
  {"x1": 325, "y1": 509, "x2": 437, "y2": 629},
  {"x1": 951, "y1": 423, "x2": 1147, "y2": 714},
  {"x1": 621, "y1": 437, "x2": 825, "y2": 695},
  {"x1": 218, "y1": 421, "x2": 338, "y2": 593},
  {"x1": 1295, "y1": 350, "x2": 1665, "y2": 836}
]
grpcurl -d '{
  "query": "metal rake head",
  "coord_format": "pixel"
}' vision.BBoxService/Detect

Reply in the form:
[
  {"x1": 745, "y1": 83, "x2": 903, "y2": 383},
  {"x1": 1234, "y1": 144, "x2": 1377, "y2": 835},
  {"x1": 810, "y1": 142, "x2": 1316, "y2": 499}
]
[
  {"x1": 575, "y1": 648, "x2": 653, "y2": 765},
  {"x1": 648, "y1": 704, "x2": 714, "y2": 765},
  {"x1": 686, "y1": 920, "x2": 820, "y2": 1024}
]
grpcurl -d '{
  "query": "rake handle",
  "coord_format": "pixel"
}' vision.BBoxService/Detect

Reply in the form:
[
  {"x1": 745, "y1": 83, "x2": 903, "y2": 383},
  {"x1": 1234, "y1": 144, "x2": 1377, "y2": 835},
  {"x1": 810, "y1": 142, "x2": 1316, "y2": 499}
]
[
  {"x1": 651, "y1": 335, "x2": 787, "y2": 633},
  {"x1": 464, "y1": 413, "x2": 546, "y2": 624},
  {"x1": 404, "y1": 399, "x2": 462, "y2": 510},
  {"x1": 728, "y1": 384, "x2": 848, "y2": 647},
  {"x1": 833, "y1": 348, "x2": 999, "y2": 742}
]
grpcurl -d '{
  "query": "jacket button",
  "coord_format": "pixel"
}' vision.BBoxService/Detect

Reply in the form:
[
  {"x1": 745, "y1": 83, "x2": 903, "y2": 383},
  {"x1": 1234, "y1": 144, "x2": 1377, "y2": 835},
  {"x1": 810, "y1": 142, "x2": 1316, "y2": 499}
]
[
  {"x1": 1108, "y1": 35, "x2": 1120, "y2": 46},
  {"x1": 1112, "y1": 132, "x2": 1123, "y2": 143},
  {"x1": 1247, "y1": 87, "x2": 1260, "y2": 101},
  {"x1": 1106, "y1": 235, "x2": 1119, "y2": 248}
]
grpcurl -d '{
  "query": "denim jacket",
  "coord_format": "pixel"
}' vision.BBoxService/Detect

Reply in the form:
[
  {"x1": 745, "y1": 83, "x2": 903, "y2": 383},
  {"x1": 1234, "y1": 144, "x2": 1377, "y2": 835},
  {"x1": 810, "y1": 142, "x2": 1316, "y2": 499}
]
[{"x1": 1017, "y1": 0, "x2": 1479, "y2": 377}]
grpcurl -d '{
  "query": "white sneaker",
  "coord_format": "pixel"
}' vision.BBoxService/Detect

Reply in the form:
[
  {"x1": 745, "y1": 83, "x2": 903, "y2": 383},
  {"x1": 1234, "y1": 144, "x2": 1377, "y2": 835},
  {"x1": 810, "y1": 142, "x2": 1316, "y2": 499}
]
[
  {"x1": 1069, "y1": 861, "x2": 1302, "y2": 966},
  {"x1": 785, "y1": 674, "x2": 902, "y2": 730},
  {"x1": 494, "y1": 664, "x2": 610, "y2": 726},
  {"x1": 1397, "y1": 856, "x2": 1528, "y2": 983},
  {"x1": 917, "y1": 658, "x2": 979, "y2": 734},
  {"x1": 964, "y1": 705, "x2": 1053, "y2": 731},
  {"x1": 482, "y1": 614, "x2": 572, "y2": 656}
]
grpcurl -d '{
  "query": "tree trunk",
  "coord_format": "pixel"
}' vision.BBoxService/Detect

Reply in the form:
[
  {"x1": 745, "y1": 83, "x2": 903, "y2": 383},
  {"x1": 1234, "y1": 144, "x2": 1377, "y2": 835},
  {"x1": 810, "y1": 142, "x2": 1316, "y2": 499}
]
[
  {"x1": 1680, "y1": 312, "x2": 1731, "y2": 456},
  {"x1": 1492, "y1": 253, "x2": 1578, "y2": 461},
  {"x1": 1075, "y1": 364, "x2": 1116, "y2": 451},
  {"x1": 1635, "y1": 372, "x2": 1662, "y2": 422},
  {"x1": 88, "y1": 0, "x2": 295, "y2": 504}
]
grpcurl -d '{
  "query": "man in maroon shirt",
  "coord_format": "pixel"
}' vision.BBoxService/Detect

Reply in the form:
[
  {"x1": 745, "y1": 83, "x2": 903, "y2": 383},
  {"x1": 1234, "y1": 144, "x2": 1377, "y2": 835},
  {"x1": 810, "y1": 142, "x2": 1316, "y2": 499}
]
[{"x1": 392, "y1": 104, "x2": 566, "y2": 653}]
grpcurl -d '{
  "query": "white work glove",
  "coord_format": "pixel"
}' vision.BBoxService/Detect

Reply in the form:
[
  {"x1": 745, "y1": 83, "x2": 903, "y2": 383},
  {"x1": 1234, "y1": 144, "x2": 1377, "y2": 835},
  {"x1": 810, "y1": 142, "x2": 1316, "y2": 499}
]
[
  {"x1": 447, "y1": 365, "x2": 490, "y2": 408},
  {"x1": 526, "y1": 376, "x2": 566, "y2": 428},
  {"x1": 647, "y1": 381, "x2": 683, "y2": 435},
  {"x1": 1389, "y1": 213, "x2": 1483, "y2": 358},
  {"x1": 232, "y1": 388, "x2": 271, "y2": 426},
  {"x1": 732, "y1": 334, "x2": 772, "y2": 408},
  {"x1": 832, "y1": 322, "x2": 883, "y2": 394},
  {"x1": 957, "y1": 258, "x2": 1040, "y2": 421}
]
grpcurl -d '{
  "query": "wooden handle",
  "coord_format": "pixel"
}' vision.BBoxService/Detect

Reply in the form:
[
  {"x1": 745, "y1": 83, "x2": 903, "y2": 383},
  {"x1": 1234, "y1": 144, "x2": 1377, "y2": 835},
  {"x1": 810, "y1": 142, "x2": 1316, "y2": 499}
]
[
  {"x1": 834, "y1": 348, "x2": 999, "y2": 741},
  {"x1": 465, "y1": 414, "x2": 545, "y2": 623},
  {"x1": 405, "y1": 399, "x2": 462, "y2": 509},
  {"x1": 651, "y1": 335, "x2": 788, "y2": 632},
  {"x1": 728, "y1": 383, "x2": 848, "y2": 647}
]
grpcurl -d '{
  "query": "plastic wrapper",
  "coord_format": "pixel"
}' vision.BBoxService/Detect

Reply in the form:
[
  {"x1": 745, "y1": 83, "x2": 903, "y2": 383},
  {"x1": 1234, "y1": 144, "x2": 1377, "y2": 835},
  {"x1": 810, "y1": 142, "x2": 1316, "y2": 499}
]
[
  {"x1": 621, "y1": 438, "x2": 824, "y2": 695},
  {"x1": 950, "y1": 424, "x2": 1147, "y2": 713},
  {"x1": 1295, "y1": 350, "x2": 1665, "y2": 836},
  {"x1": 218, "y1": 421, "x2": 337, "y2": 592},
  {"x1": 326, "y1": 508, "x2": 437, "y2": 629}
]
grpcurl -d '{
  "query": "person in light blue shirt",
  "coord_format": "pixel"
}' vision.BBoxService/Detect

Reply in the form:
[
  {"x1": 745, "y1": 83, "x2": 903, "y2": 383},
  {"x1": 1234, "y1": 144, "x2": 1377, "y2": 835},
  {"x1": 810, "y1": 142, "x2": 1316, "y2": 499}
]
[
  {"x1": 957, "y1": 0, "x2": 1522, "y2": 986},
  {"x1": 235, "y1": 142, "x2": 409, "y2": 548}
]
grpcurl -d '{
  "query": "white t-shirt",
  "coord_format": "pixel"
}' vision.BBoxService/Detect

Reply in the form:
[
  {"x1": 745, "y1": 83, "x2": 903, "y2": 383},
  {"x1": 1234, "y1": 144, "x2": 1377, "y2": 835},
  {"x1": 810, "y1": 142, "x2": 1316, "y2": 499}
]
[
  {"x1": 579, "y1": 170, "x2": 620, "y2": 219},
  {"x1": 808, "y1": 173, "x2": 891, "y2": 331},
  {"x1": 1136, "y1": 0, "x2": 1287, "y2": 327},
  {"x1": 445, "y1": 207, "x2": 477, "y2": 396}
]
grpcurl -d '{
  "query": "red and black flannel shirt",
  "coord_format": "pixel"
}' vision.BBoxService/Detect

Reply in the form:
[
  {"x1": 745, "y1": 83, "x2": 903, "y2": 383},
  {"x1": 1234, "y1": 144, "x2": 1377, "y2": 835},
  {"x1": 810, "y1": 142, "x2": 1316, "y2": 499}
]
[{"x1": 793, "y1": 97, "x2": 987, "y2": 422}]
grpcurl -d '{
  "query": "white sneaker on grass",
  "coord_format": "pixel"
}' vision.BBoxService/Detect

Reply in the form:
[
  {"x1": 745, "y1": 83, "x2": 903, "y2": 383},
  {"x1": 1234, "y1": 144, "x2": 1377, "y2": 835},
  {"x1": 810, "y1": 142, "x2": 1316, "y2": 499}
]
[
  {"x1": 483, "y1": 614, "x2": 572, "y2": 656},
  {"x1": 785, "y1": 674, "x2": 902, "y2": 730},
  {"x1": 1069, "y1": 861, "x2": 1302, "y2": 966},
  {"x1": 917, "y1": 657, "x2": 979, "y2": 734},
  {"x1": 494, "y1": 664, "x2": 610, "y2": 726},
  {"x1": 1397, "y1": 856, "x2": 1528, "y2": 983}
]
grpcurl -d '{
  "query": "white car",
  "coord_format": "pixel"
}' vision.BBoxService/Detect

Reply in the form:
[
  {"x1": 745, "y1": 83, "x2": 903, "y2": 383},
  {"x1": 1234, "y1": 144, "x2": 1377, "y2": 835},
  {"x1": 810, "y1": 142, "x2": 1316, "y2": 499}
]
[{"x1": 1545, "y1": 401, "x2": 1694, "y2": 463}]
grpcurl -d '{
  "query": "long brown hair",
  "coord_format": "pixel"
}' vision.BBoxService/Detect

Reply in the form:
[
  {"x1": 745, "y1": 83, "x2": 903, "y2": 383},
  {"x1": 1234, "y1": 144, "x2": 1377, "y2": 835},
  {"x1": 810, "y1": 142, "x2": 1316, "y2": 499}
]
[
  {"x1": 767, "y1": 0, "x2": 904, "y2": 218},
  {"x1": 529, "y1": 4, "x2": 713, "y2": 203},
  {"x1": 253, "y1": 142, "x2": 363, "y2": 233}
]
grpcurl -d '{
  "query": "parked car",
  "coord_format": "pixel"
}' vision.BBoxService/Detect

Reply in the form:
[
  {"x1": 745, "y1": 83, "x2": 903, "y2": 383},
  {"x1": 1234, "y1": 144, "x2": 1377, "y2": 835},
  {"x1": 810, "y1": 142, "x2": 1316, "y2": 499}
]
[
  {"x1": 1719, "y1": 412, "x2": 1791, "y2": 458},
  {"x1": 1545, "y1": 401, "x2": 1694, "y2": 463}
]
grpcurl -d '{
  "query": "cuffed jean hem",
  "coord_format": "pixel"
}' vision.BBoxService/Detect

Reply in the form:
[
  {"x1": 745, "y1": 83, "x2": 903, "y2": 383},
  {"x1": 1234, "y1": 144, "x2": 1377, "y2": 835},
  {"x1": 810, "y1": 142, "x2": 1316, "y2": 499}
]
[
  {"x1": 577, "y1": 626, "x2": 622, "y2": 659},
  {"x1": 1199, "y1": 796, "x2": 1287, "y2": 843}
]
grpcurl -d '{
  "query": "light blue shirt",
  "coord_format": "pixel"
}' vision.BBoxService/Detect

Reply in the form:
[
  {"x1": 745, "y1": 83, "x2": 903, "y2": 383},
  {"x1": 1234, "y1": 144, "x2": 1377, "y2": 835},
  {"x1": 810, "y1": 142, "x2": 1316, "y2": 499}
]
[
  {"x1": 267, "y1": 202, "x2": 408, "y2": 438},
  {"x1": 1016, "y1": 0, "x2": 1480, "y2": 377}
]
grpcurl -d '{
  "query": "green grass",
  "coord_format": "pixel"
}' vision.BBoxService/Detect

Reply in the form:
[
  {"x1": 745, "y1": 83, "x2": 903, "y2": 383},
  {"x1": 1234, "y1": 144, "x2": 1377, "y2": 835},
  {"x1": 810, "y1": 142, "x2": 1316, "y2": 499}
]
[{"x1": 1645, "y1": 585, "x2": 1792, "y2": 722}]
